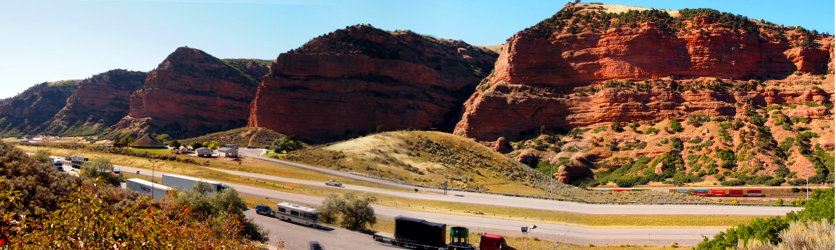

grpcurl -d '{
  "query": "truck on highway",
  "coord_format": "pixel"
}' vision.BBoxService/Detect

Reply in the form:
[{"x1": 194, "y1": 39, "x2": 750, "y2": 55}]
[
  {"x1": 374, "y1": 216, "x2": 514, "y2": 250},
  {"x1": 126, "y1": 178, "x2": 170, "y2": 201},
  {"x1": 69, "y1": 155, "x2": 88, "y2": 170},
  {"x1": 161, "y1": 173, "x2": 229, "y2": 193}
]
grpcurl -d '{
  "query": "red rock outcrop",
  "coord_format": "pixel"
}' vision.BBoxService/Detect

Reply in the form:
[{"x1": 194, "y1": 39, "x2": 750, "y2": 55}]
[
  {"x1": 0, "y1": 81, "x2": 78, "y2": 137},
  {"x1": 43, "y1": 70, "x2": 146, "y2": 136},
  {"x1": 115, "y1": 47, "x2": 267, "y2": 138},
  {"x1": 455, "y1": 3, "x2": 834, "y2": 142},
  {"x1": 249, "y1": 25, "x2": 497, "y2": 143}
]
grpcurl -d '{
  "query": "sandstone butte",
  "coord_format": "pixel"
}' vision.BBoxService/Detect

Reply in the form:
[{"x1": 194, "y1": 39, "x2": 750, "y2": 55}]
[
  {"x1": 248, "y1": 25, "x2": 497, "y2": 143},
  {"x1": 0, "y1": 80, "x2": 78, "y2": 137},
  {"x1": 115, "y1": 47, "x2": 267, "y2": 138},
  {"x1": 455, "y1": 3, "x2": 835, "y2": 144},
  {"x1": 42, "y1": 69, "x2": 147, "y2": 136}
]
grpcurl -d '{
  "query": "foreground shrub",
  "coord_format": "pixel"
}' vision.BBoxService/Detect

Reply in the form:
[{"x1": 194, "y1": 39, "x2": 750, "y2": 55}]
[
  {"x1": 695, "y1": 188, "x2": 834, "y2": 249},
  {"x1": 0, "y1": 183, "x2": 265, "y2": 249}
]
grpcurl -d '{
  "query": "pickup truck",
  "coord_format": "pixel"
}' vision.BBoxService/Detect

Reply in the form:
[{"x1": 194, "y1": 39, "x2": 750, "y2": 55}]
[{"x1": 325, "y1": 180, "x2": 342, "y2": 187}]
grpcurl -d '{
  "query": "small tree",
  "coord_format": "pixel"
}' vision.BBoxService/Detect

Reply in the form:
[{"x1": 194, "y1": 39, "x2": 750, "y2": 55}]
[
  {"x1": 610, "y1": 120, "x2": 623, "y2": 132},
  {"x1": 340, "y1": 193, "x2": 378, "y2": 230},
  {"x1": 190, "y1": 142, "x2": 202, "y2": 149},
  {"x1": 202, "y1": 142, "x2": 210, "y2": 148},
  {"x1": 170, "y1": 140, "x2": 181, "y2": 148},
  {"x1": 270, "y1": 135, "x2": 303, "y2": 153},
  {"x1": 82, "y1": 157, "x2": 121, "y2": 186},
  {"x1": 209, "y1": 141, "x2": 219, "y2": 149},
  {"x1": 376, "y1": 125, "x2": 387, "y2": 133},
  {"x1": 112, "y1": 134, "x2": 122, "y2": 144},
  {"x1": 669, "y1": 118, "x2": 683, "y2": 132},
  {"x1": 628, "y1": 121, "x2": 639, "y2": 131},
  {"x1": 318, "y1": 193, "x2": 345, "y2": 224},
  {"x1": 33, "y1": 150, "x2": 51, "y2": 164}
]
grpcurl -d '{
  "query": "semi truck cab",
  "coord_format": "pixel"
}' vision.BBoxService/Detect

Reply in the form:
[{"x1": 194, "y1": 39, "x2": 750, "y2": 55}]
[{"x1": 480, "y1": 234, "x2": 514, "y2": 250}]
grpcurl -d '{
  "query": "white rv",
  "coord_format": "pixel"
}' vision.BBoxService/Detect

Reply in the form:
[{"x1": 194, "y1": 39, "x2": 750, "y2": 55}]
[
  {"x1": 126, "y1": 178, "x2": 170, "y2": 201},
  {"x1": 276, "y1": 202, "x2": 319, "y2": 227}
]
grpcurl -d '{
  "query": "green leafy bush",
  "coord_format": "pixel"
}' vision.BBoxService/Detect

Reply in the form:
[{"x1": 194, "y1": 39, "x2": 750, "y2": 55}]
[
  {"x1": 669, "y1": 119, "x2": 683, "y2": 132},
  {"x1": 696, "y1": 188, "x2": 834, "y2": 249}
]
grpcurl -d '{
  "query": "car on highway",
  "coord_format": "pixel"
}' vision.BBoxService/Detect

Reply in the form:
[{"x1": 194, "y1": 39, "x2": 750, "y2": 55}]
[
  {"x1": 255, "y1": 205, "x2": 275, "y2": 216},
  {"x1": 307, "y1": 241, "x2": 323, "y2": 250},
  {"x1": 325, "y1": 180, "x2": 342, "y2": 187},
  {"x1": 53, "y1": 159, "x2": 64, "y2": 172}
]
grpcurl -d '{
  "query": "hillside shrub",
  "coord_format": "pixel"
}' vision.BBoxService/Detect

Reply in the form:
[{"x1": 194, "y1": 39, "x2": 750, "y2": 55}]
[{"x1": 669, "y1": 119, "x2": 683, "y2": 132}]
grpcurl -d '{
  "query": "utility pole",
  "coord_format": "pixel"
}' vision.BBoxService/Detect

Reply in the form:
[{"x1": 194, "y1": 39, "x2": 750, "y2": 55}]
[
  {"x1": 549, "y1": 155, "x2": 558, "y2": 199},
  {"x1": 149, "y1": 159, "x2": 159, "y2": 199},
  {"x1": 368, "y1": 148, "x2": 371, "y2": 177}
]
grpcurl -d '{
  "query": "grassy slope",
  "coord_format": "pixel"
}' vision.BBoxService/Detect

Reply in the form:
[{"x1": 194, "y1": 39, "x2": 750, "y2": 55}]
[
  {"x1": 179, "y1": 127, "x2": 285, "y2": 148},
  {"x1": 282, "y1": 131, "x2": 713, "y2": 203}
]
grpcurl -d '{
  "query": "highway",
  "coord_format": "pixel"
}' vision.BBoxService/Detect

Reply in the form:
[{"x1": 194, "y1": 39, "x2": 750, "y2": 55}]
[
  {"x1": 43, "y1": 152, "x2": 802, "y2": 216},
  {"x1": 35, "y1": 152, "x2": 790, "y2": 246},
  {"x1": 232, "y1": 177, "x2": 725, "y2": 246}
]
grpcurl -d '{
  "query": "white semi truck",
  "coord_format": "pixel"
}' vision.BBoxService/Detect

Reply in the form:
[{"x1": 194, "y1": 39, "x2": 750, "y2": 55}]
[
  {"x1": 161, "y1": 173, "x2": 229, "y2": 193},
  {"x1": 126, "y1": 178, "x2": 170, "y2": 201}
]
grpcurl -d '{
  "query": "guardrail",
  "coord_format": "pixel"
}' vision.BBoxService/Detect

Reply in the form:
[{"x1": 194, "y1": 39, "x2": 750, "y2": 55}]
[{"x1": 349, "y1": 172, "x2": 804, "y2": 207}]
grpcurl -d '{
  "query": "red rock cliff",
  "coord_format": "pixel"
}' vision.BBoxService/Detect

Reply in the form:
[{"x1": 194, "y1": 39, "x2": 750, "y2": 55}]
[
  {"x1": 248, "y1": 25, "x2": 497, "y2": 143},
  {"x1": 0, "y1": 81, "x2": 78, "y2": 137},
  {"x1": 115, "y1": 47, "x2": 266, "y2": 138},
  {"x1": 456, "y1": 4, "x2": 834, "y2": 142},
  {"x1": 43, "y1": 70, "x2": 146, "y2": 136}
]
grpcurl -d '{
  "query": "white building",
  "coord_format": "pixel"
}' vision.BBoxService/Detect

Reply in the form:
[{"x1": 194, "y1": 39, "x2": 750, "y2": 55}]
[
  {"x1": 195, "y1": 147, "x2": 212, "y2": 157},
  {"x1": 218, "y1": 147, "x2": 238, "y2": 158}
]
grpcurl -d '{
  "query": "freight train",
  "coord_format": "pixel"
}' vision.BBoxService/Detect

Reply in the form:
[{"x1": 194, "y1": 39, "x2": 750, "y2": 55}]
[
  {"x1": 374, "y1": 216, "x2": 515, "y2": 250},
  {"x1": 600, "y1": 188, "x2": 765, "y2": 197}
]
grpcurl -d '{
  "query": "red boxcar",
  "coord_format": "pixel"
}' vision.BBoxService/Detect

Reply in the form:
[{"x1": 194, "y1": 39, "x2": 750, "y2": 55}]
[
  {"x1": 711, "y1": 189, "x2": 726, "y2": 196},
  {"x1": 728, "y1": 190, "x2": 745, "y2": 197},
  {"x1": 746, "y1": 189, "x2": 765, "y2": 197},
  {"x1": 613, "y1": 189, "x2": 630, "y2": 192}
]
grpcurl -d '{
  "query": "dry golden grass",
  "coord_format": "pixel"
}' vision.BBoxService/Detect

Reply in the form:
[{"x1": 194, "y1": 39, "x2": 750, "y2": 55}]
[{"x1": 289, "y1": 131, "x2": 550, "y2": 196}]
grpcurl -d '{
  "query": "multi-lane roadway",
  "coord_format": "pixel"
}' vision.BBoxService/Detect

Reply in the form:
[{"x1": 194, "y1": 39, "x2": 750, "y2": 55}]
[{"x1": 37, "y1": 151, "x2": 802, "y2": 247}]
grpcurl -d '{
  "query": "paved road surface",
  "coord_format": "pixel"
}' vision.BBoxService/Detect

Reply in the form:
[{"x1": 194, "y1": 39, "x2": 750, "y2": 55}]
[
  {"x1": 38, "y1": 152, "x2": 802, "y2": 216},
  {"x1": 115, "y1": 163, "x2": 801, "y2": 216},
  {"x1": 43, "y1": 153, "x2": 728, "y2": 246},
  {"x1": 116, "y1": 164, "x2": 726, "y2": 246},
  {"x1": 245, "y1": 209, "x2": 396, "y2": 250},
  {"x1": 232, "y1": 180, "x2": 724, "y2": 246}
]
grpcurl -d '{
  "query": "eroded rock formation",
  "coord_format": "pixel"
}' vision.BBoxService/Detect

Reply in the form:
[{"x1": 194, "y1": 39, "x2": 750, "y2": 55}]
[
  {"x1": 249, "y1": 25, "x2": 497, "y2": 143},
  {"x1": 115, "y1": 47, "x2": 267, "y2": 138}
]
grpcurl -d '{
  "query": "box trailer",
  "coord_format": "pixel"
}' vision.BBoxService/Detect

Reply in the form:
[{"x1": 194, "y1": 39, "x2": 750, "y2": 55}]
[
  {"x1": 374, "y1": 216, "x2": 515, "y2": 250},
  {"x1": 693, "y1": 189, "x2": 709, "y2": 196},
  {"x1": 728, "y1": 190, "x2": 745, "y2": 197},
  {"x1": 711, "y1": 189, "x2": 726, "y2": 196},
  {"x1": 162, "y1": 174, "x2": 229, "y2": 193},
  {"x1": 746, "y1": 189, "x2": 765, "y2": 197},
  {"x1": 126, "y1": 178, "x2": 170, "y2": 201}
]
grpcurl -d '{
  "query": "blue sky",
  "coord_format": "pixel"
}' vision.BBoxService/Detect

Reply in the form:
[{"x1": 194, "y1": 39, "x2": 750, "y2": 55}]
[{"x1": 1, "y1": 0, "x2": 833, "y2": 99}]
